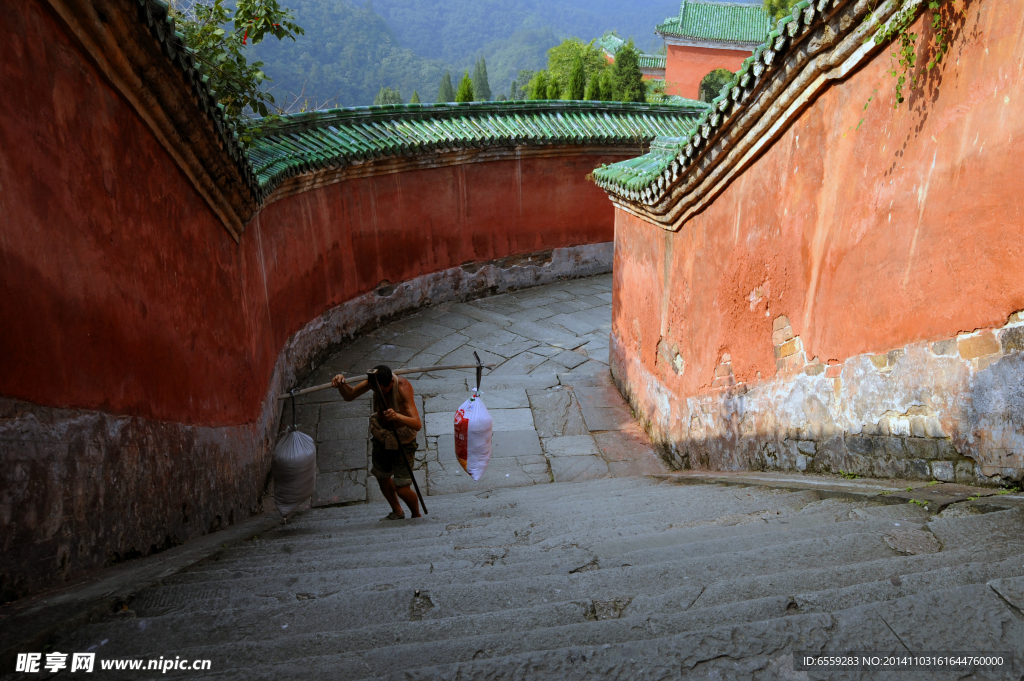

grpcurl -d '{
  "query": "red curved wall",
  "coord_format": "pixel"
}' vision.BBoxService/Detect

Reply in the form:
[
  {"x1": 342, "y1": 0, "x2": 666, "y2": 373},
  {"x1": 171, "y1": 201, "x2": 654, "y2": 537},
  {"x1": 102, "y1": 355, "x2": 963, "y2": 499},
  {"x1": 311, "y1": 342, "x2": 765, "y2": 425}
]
[
  {"x1": 665, "y1": 44, "x2": 752, "y2": 100},
  {"x1": 0, "y1": 0, "x2": 627, "y2": 599},
  {"x1": 0, "y1": 0, "x2": 623, "y2": 428},
  {"x1": 615, "y1": 1, "x2": 1024, "y2": 402}
]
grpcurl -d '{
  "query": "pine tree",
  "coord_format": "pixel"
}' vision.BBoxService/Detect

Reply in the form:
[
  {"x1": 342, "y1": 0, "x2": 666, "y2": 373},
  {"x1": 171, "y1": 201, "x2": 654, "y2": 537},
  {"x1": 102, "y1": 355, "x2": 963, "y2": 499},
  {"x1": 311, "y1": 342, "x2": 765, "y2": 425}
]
[
  {"x1": 584, "y1": 74, "x2": 601, "y2": 100},
  {"x1": 455, "y1": 71, "x2": 474, "y2": 102},
  {"x1": 567, "y1": 55, "x2": 586, "y2": 100},
  {"x1": 546, "y1": 79, "x2": 561, "y2": 100},
  {"x1": 373, "y1": 86, "x2": 403, "y2": 105},
  {"x1": 472, "y1": 57, "x2": 492, "y2": 101},
  {"x1": 410, "y1": 90, "x2": 421, "y2": 104},
  {"x1": 528, "y1": 71, "x2": 548, "y2": 100},
  {"x1": 436, "y1": 71, "x2": 455, "y2": 102},
  {"x1": 613, "y1": 40, "x2": 645, "y2": 103},
  {"x1": 600, "y1": 69, "x2": 617, "y2": 101}
]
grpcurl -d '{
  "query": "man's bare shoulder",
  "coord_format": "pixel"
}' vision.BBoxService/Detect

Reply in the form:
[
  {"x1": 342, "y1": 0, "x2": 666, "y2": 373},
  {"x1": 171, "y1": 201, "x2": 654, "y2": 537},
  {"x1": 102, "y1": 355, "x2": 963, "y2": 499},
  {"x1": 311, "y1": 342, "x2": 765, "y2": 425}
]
[{"x1": 395, "y1": 375, "x2": 415, "y2": 397}]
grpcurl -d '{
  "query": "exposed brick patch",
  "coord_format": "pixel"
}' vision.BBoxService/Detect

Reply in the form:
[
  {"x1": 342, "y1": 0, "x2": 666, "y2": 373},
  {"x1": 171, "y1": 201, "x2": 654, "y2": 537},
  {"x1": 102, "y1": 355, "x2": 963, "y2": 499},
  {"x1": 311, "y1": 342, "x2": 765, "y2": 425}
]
[
  {"x1": 1000, "y1": 326, "x2": 1024, "y2": 353},
  {"x1": 772, "y1": 315, "x2": 791, "y2": 331},
  {"x1": 825, "y1": 364, "x2": 842, "y2": 379},
  {"x1": 775, "y1": 337, "x2": 802, "y2": 359},
  {"x1": 931, "y1": 339, "x2": 957, "y2": 356},
  {"x1": 958, "y1": 332, "x2": 999, "y2": 359}
]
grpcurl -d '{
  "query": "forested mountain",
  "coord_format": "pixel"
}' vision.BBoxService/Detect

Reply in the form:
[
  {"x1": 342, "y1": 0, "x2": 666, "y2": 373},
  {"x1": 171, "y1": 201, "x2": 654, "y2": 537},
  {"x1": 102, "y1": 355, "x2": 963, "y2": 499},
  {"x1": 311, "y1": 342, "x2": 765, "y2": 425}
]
[{"x1": 248, "y1": 0, "x2": 685, "y2": 108}]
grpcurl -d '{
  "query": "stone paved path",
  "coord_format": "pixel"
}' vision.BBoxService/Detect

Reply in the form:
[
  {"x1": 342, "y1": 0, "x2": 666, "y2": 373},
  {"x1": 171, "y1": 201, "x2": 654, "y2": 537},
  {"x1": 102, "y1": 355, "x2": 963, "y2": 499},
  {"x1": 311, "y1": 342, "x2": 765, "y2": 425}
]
[{"x1": 278, "y1": 274, "x2": 667, "y2": 507}]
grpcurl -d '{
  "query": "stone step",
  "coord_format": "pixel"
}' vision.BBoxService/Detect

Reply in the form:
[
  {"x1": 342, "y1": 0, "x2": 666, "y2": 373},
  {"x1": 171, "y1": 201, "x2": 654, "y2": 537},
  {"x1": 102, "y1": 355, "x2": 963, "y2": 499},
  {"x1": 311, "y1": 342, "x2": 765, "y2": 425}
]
[
  {"x1": 114, "y1": 551, "x2": 1024, "y2": 677},
  {"x1": 174, "y1": 580, "x2": 1024, "y2": 680},
  {"x1": 188, "y1": 488, "x2": 830, "y2": 569},
  {"x1": 72, "y1": 528, "x2": 900, "y2": 651},
  {"x1": 158, "y1": 515, "x2": 911, "y2": 596}
]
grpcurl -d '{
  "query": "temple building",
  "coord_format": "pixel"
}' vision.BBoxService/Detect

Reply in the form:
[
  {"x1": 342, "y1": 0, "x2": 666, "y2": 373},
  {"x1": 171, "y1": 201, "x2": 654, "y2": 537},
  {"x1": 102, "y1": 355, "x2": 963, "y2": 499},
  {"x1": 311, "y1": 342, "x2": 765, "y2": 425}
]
[
  {"x1": 656, "y1": 0, "x2": 772, "y2": 99},
  {"x1": 596, "y1": 33, "x2": 667, "y2": 82}
]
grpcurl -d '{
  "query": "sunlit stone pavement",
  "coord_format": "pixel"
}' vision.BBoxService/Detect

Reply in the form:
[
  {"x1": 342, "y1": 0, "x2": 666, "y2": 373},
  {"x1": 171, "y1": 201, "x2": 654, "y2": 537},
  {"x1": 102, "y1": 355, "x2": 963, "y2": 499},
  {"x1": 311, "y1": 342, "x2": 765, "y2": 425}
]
[{"x1": 279, "y1": 274, "x2": 667, "y2": 506}]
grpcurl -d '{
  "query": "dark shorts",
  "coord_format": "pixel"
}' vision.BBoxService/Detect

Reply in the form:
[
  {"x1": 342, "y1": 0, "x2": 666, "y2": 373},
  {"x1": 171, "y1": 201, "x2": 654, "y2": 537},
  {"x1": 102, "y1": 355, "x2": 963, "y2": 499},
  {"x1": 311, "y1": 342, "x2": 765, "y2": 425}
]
[{"x1": 370, "y1": 439, "x2": 418, "y2": 487}]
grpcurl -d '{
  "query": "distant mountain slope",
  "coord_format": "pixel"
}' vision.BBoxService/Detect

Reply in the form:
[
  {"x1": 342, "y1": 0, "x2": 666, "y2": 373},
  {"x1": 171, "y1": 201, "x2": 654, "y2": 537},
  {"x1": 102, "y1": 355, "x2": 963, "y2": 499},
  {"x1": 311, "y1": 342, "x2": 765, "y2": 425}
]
[{"x1": 250, "y1": 0, "x2": 761, "y2": 107}]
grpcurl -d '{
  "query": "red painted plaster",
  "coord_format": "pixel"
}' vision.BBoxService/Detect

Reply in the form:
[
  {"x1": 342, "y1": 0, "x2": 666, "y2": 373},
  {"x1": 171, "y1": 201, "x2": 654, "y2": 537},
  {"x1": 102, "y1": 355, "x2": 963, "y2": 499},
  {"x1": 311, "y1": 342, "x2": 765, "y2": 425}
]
[
  {"x1": 614, "y1": 0, "x2": 1024, "y2": 400},
  {"x1": 0, "y1": 0, "x2": 624, "y2": 428},
  {"x1": 665, "y1": 43, "x2": 755, "y2": 99}
]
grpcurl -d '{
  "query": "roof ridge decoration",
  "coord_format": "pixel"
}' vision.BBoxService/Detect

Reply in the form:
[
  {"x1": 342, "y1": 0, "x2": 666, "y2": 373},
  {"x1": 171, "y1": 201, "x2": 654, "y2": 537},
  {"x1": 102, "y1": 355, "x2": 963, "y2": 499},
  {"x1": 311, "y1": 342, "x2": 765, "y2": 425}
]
[
  {"x1": 594, "y1": 0, "x2": 927, "y2": 230},
  {"x1": 249, "y1": 100, "x2": 710, "y2": 197}
]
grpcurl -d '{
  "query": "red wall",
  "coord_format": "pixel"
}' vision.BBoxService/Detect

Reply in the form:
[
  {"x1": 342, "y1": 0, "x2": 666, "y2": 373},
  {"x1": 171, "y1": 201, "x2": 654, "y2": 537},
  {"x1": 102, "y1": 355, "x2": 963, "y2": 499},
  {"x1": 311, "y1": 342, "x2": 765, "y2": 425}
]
[
  {"x1": 614, "y1": 1, "x2": 1024, "y2": 400},
  {"x1": 665, "y1": 43, "x2": 754, "y2": 99},
  {"x1": 0, "y1": 0, "x2": 623, "y2": 430}
]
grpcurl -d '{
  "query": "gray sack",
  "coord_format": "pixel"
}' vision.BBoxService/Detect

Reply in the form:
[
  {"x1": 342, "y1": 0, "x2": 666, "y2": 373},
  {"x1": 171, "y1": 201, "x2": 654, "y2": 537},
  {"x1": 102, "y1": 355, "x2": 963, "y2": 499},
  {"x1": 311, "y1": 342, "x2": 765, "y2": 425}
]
[{"x1": 273, "y1": 430, "x2": 317, "y2": 517}]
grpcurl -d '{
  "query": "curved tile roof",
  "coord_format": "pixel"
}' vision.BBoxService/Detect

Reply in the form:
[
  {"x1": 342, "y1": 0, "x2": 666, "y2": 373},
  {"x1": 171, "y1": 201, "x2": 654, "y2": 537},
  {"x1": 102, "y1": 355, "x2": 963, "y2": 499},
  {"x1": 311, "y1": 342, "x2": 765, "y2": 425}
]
[
  {"x1": 657, "y1": 0, "x2": 772, "y2": 44},
  {"x1": 250, "y1": 101, "x2": 708, "y2": 195},
  {"x1": 638, "y1": 54, "x2": 668, "y2": 70},
  {"x1": 594, "y1": 0, "x2": 899, "y2": 216}
]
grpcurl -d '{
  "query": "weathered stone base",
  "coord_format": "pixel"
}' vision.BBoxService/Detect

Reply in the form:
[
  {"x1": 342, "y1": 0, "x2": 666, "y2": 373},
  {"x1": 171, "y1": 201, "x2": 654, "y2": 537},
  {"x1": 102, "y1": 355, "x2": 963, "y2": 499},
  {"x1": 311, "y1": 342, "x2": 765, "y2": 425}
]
[
  {"x1": 0, "y1": 243, "x2": 613, "y2": 602},
  {"x1": 611, "y1": 315, "x2": 1024, "y2": 488}
]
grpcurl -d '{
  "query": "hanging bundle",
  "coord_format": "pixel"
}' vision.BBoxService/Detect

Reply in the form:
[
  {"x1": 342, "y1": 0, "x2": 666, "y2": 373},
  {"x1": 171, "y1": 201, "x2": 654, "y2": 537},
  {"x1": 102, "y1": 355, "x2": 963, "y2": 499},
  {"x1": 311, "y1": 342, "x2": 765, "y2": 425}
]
[
  {"x1": 454, "y1": 352, "x2": 493, "y2": 480},
  {"x1": 272, "y1": 391, "x2": 317, "y2": 518}
]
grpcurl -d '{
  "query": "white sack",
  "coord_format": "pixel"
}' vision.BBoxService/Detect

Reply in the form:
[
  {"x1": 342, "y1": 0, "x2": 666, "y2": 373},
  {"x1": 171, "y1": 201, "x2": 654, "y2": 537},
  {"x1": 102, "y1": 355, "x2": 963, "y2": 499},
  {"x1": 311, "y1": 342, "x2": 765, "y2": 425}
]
[
  {"x1": 454, "y1": 394, "x2": 493, "y2": 481},
  {"x1": 273, "y1": 430, "x2": 317, "y2": 517}
]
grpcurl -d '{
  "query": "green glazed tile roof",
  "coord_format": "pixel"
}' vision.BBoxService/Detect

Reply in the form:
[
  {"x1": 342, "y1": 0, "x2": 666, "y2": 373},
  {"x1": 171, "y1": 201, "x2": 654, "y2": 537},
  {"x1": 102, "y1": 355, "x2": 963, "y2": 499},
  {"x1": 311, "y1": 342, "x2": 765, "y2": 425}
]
[
  {"x1": 595, "y1": 0, "x2": 822, "y2": 206},
  {"x1": 597, "y1": 33, "x2": 626, "y2": 56},
  {"x1": 250, "y1": 101, "x2": 706, "y2": 195},
  {"x1": 598, "y1": 32, "x2": 666, "y2": 71},
  {"x1": 638, "y1": 54, "x2": 667, "y2": 70},
  {"x1": 657, "y1": 0, "x2": 772, "y2": 44}
]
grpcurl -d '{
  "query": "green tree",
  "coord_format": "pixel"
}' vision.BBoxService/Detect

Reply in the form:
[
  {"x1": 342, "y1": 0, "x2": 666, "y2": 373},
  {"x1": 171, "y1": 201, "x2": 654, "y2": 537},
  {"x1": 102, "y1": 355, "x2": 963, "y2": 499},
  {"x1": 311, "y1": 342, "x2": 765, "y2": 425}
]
[
  {"x1": 528, "y1": 70, "x2": 549, "y2": 100},
  {"x1": 699, "y1": 68, "x2": 734, "y2": 102},
  {"x1": 612, "y1": 39, "x2": 644, "y2": 103},
  {"x1": 599, "y1": 69, "x2": 617, "y2": 101},
  {"x1": 546, "y1": 37, "x2": 607, "y2": 95},
  {"x1": 546, "y1": 79, "x2": 561, "y2": 100},
  {"x1": 763, "y1": 0, "x2": 800, "y2": 20},
  {"x1": 409, "y1": 90, "x2": 421, "y2": 103},
  {"x1": 373, "y1": 86, "x2": 403, "y2": 105},
  {"x1": 436, "y1": 70, "x2": 455, "y2": 102},
  {"x1": 472, "y1": 57, "x2": 492, "y2": 101},
  {"x1": 496, "y1": 93, "x2": 507, "y2": 101},
  {"x1": 510, "y1": 69, "x2": 535, "y2": 100},
  {"x1": 583, "y1": 73, "x2": 600, "y2": 100},
  {"x1": 455, "y1": 71, "x2": 474, "y2": 102},
  {"x1": 171, "y1": 0, "x2": 303, "y2": 141},
  {"x1": 566, "y1": 55, "x2": 586, "y2": 100}
]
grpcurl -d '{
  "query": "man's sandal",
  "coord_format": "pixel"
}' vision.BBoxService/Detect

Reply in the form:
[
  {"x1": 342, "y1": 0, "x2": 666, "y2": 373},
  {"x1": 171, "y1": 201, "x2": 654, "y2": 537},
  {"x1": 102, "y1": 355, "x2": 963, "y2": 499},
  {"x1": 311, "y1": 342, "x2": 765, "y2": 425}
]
[{"x1": 380, "y1": 512, "x2": 405, "y2": 521}]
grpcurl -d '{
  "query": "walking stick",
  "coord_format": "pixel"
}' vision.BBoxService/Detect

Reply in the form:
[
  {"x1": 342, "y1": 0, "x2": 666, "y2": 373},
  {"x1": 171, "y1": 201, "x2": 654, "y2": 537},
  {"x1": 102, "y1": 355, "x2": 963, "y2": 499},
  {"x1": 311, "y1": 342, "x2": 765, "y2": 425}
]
[{"x1": 368, "y1": 370, "x2": 428, "y2": 516}]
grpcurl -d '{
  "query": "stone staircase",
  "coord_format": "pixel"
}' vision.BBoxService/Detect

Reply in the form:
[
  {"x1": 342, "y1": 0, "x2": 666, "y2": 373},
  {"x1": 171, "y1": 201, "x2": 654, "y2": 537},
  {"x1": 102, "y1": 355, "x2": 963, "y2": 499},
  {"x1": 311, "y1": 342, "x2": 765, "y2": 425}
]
[{"x1": 45, "y1": 477, "x2": 1024, "y2": 680}]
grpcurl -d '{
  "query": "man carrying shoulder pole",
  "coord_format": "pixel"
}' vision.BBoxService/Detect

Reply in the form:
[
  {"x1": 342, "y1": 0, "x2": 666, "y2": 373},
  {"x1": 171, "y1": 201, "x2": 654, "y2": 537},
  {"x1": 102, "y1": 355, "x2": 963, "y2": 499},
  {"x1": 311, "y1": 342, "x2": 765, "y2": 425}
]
[{"x1": 332, "y1": 365, "x2": 424, "y2": 520}]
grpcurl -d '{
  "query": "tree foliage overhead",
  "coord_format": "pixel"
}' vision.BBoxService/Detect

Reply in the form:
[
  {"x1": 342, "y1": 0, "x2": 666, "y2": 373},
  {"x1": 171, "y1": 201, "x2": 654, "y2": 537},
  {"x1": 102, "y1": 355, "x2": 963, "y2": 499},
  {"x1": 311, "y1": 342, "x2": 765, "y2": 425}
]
[
  {"x1": 699, "y1": 68, "x2": 734, "y2": 102},
  {"x1": 171, "y1": 0, "x2": 303, "y2": 139},
  {"x1": 763, "y1": 0, "x2": 800, "y2": 20}
]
